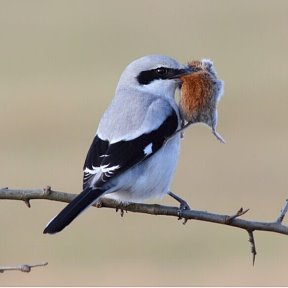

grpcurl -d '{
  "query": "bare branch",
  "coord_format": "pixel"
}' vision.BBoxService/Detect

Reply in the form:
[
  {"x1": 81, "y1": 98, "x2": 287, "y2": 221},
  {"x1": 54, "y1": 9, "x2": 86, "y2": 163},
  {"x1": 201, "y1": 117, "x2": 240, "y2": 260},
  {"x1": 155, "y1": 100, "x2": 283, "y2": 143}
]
[
  {"x1": 1, "y1": 186, "x2": 288, "y2": 264},
  {"x1": 0, "y1": 262, "x2": 48, "y2": 273},
  {"x1": 0, "y1": 187, "x2": 288, "y2": 235}
]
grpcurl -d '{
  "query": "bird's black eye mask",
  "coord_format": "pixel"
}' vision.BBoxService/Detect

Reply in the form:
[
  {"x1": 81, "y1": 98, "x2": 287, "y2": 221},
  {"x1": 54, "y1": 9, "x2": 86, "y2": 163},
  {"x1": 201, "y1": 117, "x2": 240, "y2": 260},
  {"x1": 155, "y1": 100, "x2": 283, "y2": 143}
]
[{"x1": 137, "y1": 67, "x2": 190, "y2": 85}]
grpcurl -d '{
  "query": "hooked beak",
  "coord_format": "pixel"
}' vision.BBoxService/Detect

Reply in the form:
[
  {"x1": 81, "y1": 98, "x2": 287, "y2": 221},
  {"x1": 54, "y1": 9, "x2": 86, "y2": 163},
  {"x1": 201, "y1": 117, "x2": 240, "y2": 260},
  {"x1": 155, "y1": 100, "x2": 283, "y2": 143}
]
[{"x1": 168, "y1": 67, "x2": 193, "y2": 79}]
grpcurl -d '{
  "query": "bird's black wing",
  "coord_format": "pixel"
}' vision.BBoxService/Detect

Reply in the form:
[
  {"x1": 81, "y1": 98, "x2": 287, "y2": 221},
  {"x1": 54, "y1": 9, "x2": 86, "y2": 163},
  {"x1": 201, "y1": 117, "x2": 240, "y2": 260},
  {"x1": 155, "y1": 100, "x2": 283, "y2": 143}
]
[
  {"x1": 83, "y1": 110, "x2": 178, "y2": 189},
  {"x1": 44, "y1": 109, "x2": 178, "y2": 234}
]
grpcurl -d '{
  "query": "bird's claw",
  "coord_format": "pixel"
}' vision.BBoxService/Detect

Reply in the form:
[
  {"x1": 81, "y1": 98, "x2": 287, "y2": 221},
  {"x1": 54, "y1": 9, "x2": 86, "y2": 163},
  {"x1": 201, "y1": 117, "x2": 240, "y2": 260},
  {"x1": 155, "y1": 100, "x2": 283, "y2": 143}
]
[
  {"x1": 115, "y1": 202, "x2": 128, "y2": 217},
  {"x1": 179, "y1": 200, "x2": 191, "y2": 211},
  {"x1": 168, "y1": 191, "x2": 191, "y2": 224},
  {"x1": 177, "y1": 201, "x2": 191, "y2": 225}
]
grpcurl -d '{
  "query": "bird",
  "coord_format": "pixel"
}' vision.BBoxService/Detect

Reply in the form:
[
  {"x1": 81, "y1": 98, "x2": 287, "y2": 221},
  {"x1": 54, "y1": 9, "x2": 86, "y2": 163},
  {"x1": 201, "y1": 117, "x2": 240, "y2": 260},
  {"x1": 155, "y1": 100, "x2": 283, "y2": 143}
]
[
  {"x1": 178, "y1": 59, "x2": 225, "y2": 143},
  {"x1": 43, "y1": 54, "x2": 192, "y2": 234}
]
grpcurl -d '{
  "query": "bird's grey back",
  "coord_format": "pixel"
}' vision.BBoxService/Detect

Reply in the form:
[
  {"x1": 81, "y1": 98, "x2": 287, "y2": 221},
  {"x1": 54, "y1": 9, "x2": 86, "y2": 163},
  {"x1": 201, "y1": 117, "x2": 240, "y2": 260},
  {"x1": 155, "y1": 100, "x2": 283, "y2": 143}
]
[
  {"x1": 97, "y1": 55, "x2": 182, "y2": 142},
  {"x1": 97, "y1": 88, "x2": 174, "y2": 142}
]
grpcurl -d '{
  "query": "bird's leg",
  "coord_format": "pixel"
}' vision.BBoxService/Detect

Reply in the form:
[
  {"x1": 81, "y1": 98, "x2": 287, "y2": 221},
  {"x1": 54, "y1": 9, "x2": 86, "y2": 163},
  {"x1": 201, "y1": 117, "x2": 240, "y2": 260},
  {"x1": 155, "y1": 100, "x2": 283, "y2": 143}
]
[
  {"x1": 168, "y1": 191, "x2": 191, "y2": 224},
  {"x1": 115, "y1": 201, "x2": 128, "y2": 217},
  {"x1": 168, "y1": 191, "x2": 191, "y2": 210}
]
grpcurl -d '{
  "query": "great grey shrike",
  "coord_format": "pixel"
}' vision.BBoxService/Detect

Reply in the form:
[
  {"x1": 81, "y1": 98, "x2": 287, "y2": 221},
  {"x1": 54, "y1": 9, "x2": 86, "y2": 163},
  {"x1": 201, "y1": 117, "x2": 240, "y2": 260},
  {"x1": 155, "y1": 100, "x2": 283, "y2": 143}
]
[{"x1": 43, "y1": 55, "x2": 191, "y2": 234}]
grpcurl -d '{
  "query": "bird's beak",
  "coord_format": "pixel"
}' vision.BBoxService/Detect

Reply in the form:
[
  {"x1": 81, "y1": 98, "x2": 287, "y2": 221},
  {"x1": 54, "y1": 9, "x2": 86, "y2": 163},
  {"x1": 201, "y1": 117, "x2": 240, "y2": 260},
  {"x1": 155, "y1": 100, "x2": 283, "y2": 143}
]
[{"x1": 168, "y1": 67, "x2": 193, "y2": 79}]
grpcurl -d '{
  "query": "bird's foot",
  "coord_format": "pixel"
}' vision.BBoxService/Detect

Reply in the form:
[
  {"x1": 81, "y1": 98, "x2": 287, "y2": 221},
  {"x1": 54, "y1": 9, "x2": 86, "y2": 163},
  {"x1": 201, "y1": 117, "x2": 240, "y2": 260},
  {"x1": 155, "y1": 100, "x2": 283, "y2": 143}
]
[
  {"x1": 168, "y1": 191, "x2": 191, "y2": 224},
  {"x1": 115, "y1": 202, "x2": 128, "y2": 217}
]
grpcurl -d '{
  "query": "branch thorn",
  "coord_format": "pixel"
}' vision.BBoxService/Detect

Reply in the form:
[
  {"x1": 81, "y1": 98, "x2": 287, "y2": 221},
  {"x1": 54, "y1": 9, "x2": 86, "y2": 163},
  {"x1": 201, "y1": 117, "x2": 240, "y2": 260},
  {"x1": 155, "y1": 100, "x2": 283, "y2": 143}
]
[
  {"x1": 225, "y1": 207, "x2": 249, "y2": 223},
  {"x1": 247, "y1": 230, "x2": 257, "y2": 266},
  {"x1": 276, "y1": 199, "x2": 288, "y2": 224},
  {"x1": 24, "y1": 199, "x2": 31, "y2": 208}
]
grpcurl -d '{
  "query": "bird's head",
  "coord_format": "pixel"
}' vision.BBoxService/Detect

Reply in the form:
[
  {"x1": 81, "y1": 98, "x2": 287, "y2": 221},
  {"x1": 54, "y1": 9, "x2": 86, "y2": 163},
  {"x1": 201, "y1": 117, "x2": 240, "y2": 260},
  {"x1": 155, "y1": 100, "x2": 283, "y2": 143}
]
[{"x1": 117, "y1": 55, "x2": 191, "y2": 99}]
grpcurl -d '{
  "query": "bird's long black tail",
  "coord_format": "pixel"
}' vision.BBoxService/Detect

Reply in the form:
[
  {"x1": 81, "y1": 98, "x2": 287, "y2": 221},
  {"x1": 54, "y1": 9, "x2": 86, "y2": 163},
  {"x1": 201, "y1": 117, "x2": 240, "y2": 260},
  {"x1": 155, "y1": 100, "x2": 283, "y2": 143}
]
[{"x1": 43, "y1": 187, "x2": 105, "y2": 234}]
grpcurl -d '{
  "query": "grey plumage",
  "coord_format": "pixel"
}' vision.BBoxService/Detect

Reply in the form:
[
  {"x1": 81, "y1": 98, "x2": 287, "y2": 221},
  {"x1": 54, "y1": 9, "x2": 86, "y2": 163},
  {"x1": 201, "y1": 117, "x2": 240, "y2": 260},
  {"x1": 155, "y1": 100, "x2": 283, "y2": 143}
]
[{"x1": 44, "y1": 55, "x2": 190, "y2": 234}]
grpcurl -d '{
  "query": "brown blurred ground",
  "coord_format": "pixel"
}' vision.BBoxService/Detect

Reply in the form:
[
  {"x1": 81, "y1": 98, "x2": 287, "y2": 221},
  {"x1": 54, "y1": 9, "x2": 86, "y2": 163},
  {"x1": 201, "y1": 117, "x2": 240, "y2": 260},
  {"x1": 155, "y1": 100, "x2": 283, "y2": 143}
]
[{"x1": 1, "y1": 0, "x2": 288, "y2": 286}]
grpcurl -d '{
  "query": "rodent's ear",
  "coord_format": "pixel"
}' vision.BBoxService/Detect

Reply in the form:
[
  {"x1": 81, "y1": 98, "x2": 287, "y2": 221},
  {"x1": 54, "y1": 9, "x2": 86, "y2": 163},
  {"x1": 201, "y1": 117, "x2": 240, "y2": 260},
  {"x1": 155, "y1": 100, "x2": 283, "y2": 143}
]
[
  {"x1": 187, "y1": 60, "x2": 203, "y2": 72},
  {"x1": 201, "y1": 59, "x2": 213, "y2": 68}
]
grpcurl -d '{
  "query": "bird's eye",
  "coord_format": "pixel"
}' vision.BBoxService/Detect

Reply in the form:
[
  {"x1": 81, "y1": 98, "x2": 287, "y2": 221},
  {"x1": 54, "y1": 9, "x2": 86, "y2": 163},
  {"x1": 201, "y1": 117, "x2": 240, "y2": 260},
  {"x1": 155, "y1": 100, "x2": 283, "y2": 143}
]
[{"x1": 155, "y1": 67, "x2": 168, "y2": 76}]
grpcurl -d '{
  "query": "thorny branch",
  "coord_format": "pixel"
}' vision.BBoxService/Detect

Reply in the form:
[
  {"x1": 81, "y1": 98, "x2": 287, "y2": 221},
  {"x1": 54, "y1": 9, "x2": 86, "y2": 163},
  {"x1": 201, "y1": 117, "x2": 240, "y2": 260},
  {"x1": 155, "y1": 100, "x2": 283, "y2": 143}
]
[
  {"x1": 1, "y1": 186, "x2": 288, "y2": 264},
  {"x1": 0, "y1": 262, "x2": 48, "y2": 273}
]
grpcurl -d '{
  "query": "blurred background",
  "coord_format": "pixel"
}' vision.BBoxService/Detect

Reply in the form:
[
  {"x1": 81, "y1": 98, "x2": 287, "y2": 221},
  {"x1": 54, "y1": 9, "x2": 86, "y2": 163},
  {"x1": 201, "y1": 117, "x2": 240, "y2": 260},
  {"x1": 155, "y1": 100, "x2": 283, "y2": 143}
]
[{"x1": 1, "y1": 0, "x2": 288, "y2": 285}]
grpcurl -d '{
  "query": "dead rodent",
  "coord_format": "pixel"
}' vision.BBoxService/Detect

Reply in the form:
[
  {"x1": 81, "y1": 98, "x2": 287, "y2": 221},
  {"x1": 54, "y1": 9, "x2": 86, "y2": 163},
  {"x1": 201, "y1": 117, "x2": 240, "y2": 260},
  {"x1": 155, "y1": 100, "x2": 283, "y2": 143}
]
[{"x1": 179, "y1": 59, "x2": 225, "y2": 143}]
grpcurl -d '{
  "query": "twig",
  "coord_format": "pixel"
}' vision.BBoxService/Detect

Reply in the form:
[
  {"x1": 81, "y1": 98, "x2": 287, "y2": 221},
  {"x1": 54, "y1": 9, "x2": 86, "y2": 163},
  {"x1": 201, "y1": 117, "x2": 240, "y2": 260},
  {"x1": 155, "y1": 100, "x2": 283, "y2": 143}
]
[
  {"x1": 0, "y1": 262, "x2": 48, "y2": 273},
  {"x1": 276, "y1": 199, "x2": 288, "y2": 224},
  {"x1": 247, "y1": 230, "x2": 257, "y2": 266},
  {"x1": 225, "y1": 207, "x2": 250, "y2": 223},
  {"x1": 1, "y1": 187, "x2": 288, "y2": 264}
]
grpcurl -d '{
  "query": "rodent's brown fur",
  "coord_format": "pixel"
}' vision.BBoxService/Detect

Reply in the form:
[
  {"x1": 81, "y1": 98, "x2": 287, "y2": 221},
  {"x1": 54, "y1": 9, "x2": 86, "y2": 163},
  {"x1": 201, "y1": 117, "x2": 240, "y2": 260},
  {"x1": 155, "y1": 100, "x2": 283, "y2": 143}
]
[{"x1": 180, "y1": 62, "x2": 215, "y2": 121}]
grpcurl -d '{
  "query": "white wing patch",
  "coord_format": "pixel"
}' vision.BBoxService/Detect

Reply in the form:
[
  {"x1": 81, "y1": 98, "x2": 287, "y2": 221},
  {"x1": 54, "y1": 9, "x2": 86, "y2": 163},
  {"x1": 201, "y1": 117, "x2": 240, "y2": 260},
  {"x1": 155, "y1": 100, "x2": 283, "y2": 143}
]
[
  {"x1": 100, "y1": 164, "x2": 120, "y2": 176},
  {"x1": 84, "y1": 164, "x2": 120, "y2": 181},
  {"x1": 84, "y1": 165, "x2": 100, "y2": 175},
  {"x1": 144, "y1": 143, "x2": 153, "y2": 156}
]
